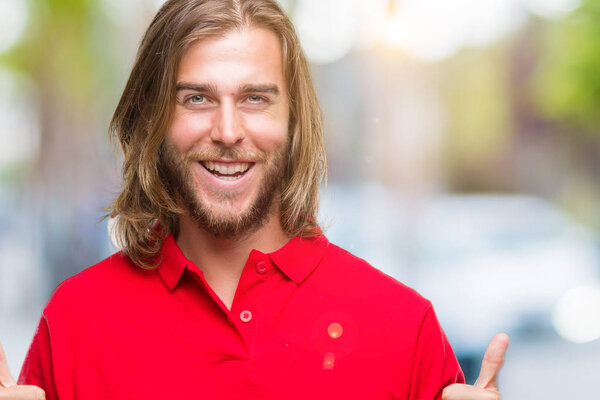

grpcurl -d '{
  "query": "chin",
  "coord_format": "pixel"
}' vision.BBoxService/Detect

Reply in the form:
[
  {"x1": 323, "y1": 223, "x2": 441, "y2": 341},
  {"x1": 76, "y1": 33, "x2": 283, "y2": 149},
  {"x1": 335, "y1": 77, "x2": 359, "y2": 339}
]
[{"x1": 200, "y1": 196, "x2": 255, "y2": 217}]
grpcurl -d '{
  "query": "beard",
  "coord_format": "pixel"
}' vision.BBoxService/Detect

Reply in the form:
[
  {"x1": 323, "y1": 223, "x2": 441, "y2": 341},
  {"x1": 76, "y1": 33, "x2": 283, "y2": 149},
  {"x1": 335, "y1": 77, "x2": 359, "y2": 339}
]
[{"x1": 159, "y1": 138, "x2": 290, "y2": 240}]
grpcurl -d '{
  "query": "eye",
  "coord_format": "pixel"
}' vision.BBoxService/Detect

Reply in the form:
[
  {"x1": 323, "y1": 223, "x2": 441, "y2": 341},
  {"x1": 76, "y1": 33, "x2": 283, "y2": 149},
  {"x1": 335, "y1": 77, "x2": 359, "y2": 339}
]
[
  {"x1": 187, "y1": 95, "x2": 206, "y2": 104},
  {"x1": 247, "y1": 95, "x2": 264, "y2": 104}
]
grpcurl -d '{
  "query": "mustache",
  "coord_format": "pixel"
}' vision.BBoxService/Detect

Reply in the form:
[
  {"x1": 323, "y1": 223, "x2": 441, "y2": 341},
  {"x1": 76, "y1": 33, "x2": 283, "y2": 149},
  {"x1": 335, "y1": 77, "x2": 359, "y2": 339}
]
[{"x1": 184, "y1": 147, "x2": 268, "y2": 163}]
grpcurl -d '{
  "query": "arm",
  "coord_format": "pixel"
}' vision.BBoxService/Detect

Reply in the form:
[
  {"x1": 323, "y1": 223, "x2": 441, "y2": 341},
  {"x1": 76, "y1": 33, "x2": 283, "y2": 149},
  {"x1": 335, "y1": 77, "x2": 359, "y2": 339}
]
[
  {"x1": 0, "y1": 342, "x2": 45, "y2": 400},
  {"x1": 17, "y1": 317, "x2": 58, "y2": 400},
  {"x1": 442, "y1": 333, "x2": 510, "y2": 400},
  {"x1": 408, "y1": 305, "x2": 465, "y2": 400}
]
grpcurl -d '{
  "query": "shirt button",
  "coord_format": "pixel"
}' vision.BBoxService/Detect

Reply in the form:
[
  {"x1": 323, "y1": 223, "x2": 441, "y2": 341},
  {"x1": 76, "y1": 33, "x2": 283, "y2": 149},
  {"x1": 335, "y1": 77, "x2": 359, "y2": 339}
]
[
  {"x1": 256, "y1": 261, "x2": 268, "y2": 274},
  {"x1": 240, "y1": 310, "x2": 253, "y2": 323}
]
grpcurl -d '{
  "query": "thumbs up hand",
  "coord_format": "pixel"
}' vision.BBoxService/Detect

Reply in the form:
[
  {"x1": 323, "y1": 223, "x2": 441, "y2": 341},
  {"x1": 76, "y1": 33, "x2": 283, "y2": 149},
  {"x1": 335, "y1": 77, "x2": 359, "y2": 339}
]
[
  {"x1": 442, "y1": 333, "x2": 510, "y2": 400},
  {"x1": 0, "y1": 342, "x2": 45, "y2": 400}
]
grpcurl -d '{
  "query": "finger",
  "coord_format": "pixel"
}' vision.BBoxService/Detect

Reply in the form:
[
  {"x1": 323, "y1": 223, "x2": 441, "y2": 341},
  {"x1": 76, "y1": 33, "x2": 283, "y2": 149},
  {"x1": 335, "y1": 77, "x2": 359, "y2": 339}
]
[
  {"x1": 0, "y1": 385, "x2": 46, "y2": 400},
  {"x1": 474, "y1": 333, "x2": 510, "y2": 390},
  {"x1": 442, "y1": 384, "x2": 501, "y2": 400},
  {"x1": 0, "y1": 342, "x2": 16, "y2": 388}
]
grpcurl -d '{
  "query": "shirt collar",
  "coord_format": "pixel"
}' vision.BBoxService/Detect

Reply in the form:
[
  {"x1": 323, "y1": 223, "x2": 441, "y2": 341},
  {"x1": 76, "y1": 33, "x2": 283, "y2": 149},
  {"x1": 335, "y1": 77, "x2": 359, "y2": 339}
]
[
  {"x1": 157, "y1": 233, "x2": 330, "y2": 290},
  {"x1": 268, "y1": 234, "x2": 329, "y2": 285},
  {"x1": 157, "y1": 234, "x2": 189, "y2": 291}
]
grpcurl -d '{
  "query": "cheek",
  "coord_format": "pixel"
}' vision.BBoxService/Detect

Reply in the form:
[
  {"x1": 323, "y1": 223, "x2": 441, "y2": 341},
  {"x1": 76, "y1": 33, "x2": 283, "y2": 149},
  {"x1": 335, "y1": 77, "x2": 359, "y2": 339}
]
[
  {"x1": 244, "y1": 114, "x2": 289, "y2": 152},
  {"x1": 168, "y1": 111, "x2": 212, "y2": 152}
]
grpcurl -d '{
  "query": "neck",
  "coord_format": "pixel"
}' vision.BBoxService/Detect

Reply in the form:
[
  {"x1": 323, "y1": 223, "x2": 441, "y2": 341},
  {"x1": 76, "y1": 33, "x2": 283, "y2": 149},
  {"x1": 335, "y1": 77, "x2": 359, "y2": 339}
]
[
  {"x1": 174, "y1": 203, "x2": 291, "y2": 310},
  {"x1": 175, "y1": 201, "x2": 291, "y2": 282}
]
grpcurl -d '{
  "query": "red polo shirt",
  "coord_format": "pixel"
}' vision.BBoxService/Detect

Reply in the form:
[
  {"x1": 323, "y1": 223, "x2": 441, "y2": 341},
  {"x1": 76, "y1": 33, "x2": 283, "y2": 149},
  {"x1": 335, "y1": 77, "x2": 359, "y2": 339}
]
[{"x1": 19, "y1": 234, "x2": 463, "y2": 399}]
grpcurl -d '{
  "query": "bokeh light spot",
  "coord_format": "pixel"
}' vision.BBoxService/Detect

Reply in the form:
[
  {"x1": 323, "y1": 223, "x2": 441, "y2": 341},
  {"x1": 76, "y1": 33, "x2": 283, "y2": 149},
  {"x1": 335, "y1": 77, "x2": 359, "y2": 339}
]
[
  {"x1": 293, "y1": 0, "x2": 360, "y2": 64},
  {"x1": 328, "y1": 322, "x2": 343, "y2": 339},
  {"x1": 553, "y1": 282, "x2": 600, "y2": 343},
  {"x1": 322, "y1": 352, "x2": 335, "y2": 370}
]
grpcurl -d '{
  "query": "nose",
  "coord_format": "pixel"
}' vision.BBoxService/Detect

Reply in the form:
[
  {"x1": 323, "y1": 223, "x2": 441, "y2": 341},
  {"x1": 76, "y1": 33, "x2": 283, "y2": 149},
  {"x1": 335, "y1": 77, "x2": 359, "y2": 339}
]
[{"x1": 210, "y1": 101, "x2": 245, "y2": 146}]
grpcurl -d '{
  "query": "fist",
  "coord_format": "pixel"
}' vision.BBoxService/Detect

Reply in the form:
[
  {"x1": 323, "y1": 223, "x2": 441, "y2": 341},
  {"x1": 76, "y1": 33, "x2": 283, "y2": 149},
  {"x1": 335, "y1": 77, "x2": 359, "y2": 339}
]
[
  {"x1": 442, "y1": 333, "x2": 509, "y2": 400},
  {"x1": 0, "y1": 386, "x2": 46, "y2": 400},
  {"x1": 0, "y1": 342, "x2": 45, "y2": 400}
]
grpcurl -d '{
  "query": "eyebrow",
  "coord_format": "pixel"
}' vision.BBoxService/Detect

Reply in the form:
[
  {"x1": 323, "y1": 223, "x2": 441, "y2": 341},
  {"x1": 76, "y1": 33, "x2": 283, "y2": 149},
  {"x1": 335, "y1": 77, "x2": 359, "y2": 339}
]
[
  {"x1": 175, "y1": 82, "x2": 218, "y2": 94},
  {"x1": 175, "y1": 82, "x2": 280, "y2": 97},
  {"x1": 239, "y1": 84, "x2": 280, "y2": 96}
]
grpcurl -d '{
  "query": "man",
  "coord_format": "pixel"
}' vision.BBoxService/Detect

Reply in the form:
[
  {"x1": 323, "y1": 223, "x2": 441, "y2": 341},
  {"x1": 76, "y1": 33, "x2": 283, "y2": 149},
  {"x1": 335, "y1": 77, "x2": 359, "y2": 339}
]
[{"x1": 0, "y1": 0, "x2": 509, "y2": 398}]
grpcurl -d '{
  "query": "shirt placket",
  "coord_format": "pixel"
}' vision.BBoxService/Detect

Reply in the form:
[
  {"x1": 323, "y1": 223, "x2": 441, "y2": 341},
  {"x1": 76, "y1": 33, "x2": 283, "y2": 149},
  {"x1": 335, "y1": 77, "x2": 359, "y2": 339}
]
[
  {"x1": 229, "y1": 250, "x2": 271, "y2": 355},
  {"x1": 183, "y1": 253, "x2": 270, "y2": 400}
]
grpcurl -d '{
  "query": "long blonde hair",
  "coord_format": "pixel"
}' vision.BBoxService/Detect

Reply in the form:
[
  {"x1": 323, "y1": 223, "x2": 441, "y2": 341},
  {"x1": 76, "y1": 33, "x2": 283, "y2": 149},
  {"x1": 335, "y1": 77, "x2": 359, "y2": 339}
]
[{"x1": 107, "y1": 0, "x2": 326, "y2": 268}]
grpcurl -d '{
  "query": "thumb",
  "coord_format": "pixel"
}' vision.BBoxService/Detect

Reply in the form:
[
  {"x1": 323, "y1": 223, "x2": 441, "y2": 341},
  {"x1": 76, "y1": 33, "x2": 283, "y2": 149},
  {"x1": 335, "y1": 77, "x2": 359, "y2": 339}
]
[
  {"x1": 0, "y1": 341, "x2": 17, "y2": 388},
  {"x1": 474, "y1": 332, "x2": 509, "y2": 390}
]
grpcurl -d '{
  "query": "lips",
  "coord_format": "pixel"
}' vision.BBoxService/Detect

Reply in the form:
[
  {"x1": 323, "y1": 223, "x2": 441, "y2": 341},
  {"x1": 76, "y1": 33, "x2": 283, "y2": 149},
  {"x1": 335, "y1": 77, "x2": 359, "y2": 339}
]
[{"x1": 200, "y1": 161, "x2": 253, "y2": 181}]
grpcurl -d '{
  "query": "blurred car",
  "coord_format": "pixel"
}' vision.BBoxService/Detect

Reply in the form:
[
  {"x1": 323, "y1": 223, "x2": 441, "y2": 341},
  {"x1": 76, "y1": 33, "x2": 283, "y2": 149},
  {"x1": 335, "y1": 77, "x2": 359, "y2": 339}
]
[{"x1": 320, "y1": 184, "x2": 600, "y2": 358}]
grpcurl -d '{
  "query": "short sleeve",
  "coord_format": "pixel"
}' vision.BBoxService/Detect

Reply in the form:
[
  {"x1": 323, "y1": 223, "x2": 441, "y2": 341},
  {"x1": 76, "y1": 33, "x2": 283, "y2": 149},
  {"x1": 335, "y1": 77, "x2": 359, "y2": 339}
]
[
  {"x1": 18, "y1": 316, "x2": 59, "y2": 400},
  {"x1": 408, "y1": 305, "x2": 465, "y2": 400}
]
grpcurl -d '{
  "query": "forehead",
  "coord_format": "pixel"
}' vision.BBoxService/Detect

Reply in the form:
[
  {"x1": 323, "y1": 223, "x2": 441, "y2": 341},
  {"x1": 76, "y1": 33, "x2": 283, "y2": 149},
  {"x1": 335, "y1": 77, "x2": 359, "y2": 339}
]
[{"x1": 176, "y1": 27, "x2": 285, "y2": 90}]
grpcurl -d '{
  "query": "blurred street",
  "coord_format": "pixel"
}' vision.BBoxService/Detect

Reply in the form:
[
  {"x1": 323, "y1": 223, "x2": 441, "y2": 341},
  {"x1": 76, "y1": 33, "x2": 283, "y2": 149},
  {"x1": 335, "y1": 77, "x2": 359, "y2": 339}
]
[{"x1": 2, "y1": 0, "x2": 600, "y2": 398}]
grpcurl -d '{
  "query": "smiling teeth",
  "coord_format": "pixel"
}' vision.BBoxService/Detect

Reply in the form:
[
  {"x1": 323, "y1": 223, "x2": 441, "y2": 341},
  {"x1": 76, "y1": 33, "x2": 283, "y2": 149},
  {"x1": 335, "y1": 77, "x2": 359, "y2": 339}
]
[{"x1": 203, "y1": 161, "x2": 251, "y2": 175}]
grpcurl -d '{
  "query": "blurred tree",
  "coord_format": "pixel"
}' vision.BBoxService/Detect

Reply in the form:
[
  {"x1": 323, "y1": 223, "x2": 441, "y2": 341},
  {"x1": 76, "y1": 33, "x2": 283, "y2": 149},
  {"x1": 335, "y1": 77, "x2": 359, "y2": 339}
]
[
  {"x1": 530, "y1": 0, "x2": 600, "y2": 229},
  {"x1": 440, "y1": 43, "x2": 515, "y2": 192},
  {"x1": 0, "y1": 0, "x2": 120, "y2": 289},
  {"x1": 533, "y1": 0, "x2": 600, "y2": 134}
]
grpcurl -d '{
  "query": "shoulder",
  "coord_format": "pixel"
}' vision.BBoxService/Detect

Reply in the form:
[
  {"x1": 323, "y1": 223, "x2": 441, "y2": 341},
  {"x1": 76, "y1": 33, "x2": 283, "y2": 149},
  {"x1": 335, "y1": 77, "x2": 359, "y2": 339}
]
[
  {"x1": 42, "y1": 252, "x2": 153, "y2": 317},
  {"x1": 304, "y1": 240, "x2": 438, "y2": 358},
  {"x1": 314, "y1": 241, "x2": 432, "y2": 316}
]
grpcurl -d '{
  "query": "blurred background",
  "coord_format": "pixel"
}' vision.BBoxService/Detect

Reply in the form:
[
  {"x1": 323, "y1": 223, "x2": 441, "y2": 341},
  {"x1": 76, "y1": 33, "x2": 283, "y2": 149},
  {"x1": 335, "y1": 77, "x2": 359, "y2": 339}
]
[{"x1": 1, "y1": 0, "x2": 600, "y2": 397}]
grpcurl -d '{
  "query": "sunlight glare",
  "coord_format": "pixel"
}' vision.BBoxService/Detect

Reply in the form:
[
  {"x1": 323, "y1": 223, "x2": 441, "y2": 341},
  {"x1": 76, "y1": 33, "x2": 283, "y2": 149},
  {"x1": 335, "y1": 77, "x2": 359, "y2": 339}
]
[
  {"x1": 0, "y1": 0, "x2": 28, "y2": 53},
  {"x1": 526, "y1": 0, "x2": 581, "y2": 19}
]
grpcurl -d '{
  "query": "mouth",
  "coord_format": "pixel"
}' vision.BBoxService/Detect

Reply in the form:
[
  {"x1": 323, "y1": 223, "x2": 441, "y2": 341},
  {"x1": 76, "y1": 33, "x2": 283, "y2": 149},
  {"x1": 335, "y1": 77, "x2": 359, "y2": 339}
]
[{"x1": 200, "y1": 161, "x2": 254, "y2": 181}]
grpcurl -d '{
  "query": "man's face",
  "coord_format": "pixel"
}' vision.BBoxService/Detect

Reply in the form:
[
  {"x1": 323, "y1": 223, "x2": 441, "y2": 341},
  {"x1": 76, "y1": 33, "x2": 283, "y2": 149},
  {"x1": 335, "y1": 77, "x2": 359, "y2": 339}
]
[{"x1": 162, "y1": 27, "x2": 290, "y2": 238}]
